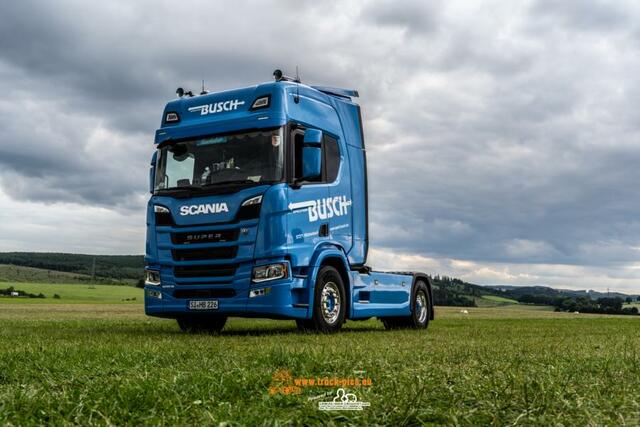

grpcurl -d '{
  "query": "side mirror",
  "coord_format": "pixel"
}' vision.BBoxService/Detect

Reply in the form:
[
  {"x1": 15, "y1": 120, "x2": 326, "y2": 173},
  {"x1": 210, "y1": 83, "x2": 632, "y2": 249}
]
[
  {"x1": 149, "y1": 151, "x2": 157, "y2": 193},
  {"x1": 302, "y1": 129, "x2": 323, "y2": 180},
  {"x1": 302, "y1": 145, "x2": 321, "y2": 180},
  {"x1": 303, "y1": 129, "x2": 323, "y2": 145}
]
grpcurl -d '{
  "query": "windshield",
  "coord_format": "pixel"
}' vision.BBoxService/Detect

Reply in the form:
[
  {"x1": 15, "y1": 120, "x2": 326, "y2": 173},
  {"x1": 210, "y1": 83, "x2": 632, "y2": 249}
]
[{"x1": 154, "y1": 128, "x2": 284, "y2": 192}]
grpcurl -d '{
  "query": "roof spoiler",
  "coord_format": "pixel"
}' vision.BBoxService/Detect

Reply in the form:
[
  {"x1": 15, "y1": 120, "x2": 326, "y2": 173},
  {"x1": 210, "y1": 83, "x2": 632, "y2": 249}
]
[{"x1": 311, "y1": 85, "x2": 359, "y2": 99}]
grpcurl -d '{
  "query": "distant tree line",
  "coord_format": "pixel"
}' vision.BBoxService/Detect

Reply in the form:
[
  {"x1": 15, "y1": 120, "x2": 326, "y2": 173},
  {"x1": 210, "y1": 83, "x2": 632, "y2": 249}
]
[
  {"x1": 0, "y1": 286, "x2": 45, "y2": 299},
  {"x1": 0, "y1": 252, "x2": 143, "y2": 282},
  {"x1": 429, "y1": 275, "x2": 477, "y2": 307},
  {"x1": 518, "y1": 294, "x2": 638, "y2": 315}
]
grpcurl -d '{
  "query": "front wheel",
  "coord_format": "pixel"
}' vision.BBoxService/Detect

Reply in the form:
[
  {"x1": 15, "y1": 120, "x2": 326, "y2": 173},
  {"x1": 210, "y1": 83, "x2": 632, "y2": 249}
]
[
  {"x1": 297, "y1": 266, "x2": 346, "y2": 333},
  {"x1": 177, "y1": 316, "x2": 227, "y2": 334},
  {"x1": 382, "y1": 280, "x2": 431, "y2": 330}
]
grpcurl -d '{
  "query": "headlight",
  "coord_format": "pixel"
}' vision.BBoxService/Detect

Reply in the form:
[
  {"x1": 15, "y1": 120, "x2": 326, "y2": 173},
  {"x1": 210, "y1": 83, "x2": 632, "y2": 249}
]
[
  {"x1": 252, "y1": 263, "x2": 287, "y2": 283},
  {"x1": 145, "y1": 269, "x2": 161, "y2": 286},
  {"x1": 241, "y1": 195, "x2": 262, "y2": 206}
]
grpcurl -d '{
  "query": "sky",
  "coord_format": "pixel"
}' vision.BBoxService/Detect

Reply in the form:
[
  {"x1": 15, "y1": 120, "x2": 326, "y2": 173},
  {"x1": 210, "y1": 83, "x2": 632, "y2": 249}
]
[{"x1": 1, "y1": 0, "x2": 640, "y2": 292}]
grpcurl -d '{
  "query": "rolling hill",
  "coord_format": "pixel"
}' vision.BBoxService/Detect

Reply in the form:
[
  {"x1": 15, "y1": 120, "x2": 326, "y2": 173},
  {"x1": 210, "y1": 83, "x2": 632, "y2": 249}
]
[{"x1": 0, "y1": 252, "x2": 143, "y2": 285}]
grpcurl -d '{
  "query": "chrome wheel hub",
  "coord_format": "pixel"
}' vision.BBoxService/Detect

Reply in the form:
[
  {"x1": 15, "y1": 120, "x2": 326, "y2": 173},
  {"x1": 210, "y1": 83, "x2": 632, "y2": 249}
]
[
  {"x1": 416, "y1": 291, "x2": 427, "y2": 324},
  {"x1": 321, "y1": 281, "x2": 341, "y2": 325}
]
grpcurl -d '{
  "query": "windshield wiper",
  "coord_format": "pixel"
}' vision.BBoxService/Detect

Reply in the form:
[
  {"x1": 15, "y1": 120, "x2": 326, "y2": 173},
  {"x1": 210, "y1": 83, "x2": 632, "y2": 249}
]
[
  {"x1": 155, "y1": 180, "x2": 269, "y2": 197},
  {"x1": 204, "y1": 179, "x2": 258, "y2": 187},
  {"x1": 155, "y1": 185, "x2": 199, "y2": 193}
]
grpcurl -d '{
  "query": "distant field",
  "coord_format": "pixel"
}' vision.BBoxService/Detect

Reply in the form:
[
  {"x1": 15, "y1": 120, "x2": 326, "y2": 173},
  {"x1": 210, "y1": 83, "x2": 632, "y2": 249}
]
[
  {"x1": 0, "y1": 252, "x2": 143, "y2": 282},
  {"x1": 1, "y1": 294, "x2": 639, "y2": 425},
  {"x1": 481, "y1": 294, "x2": 518, "y2": 303},
  {"x1": 475, "y1": 294, "x2": 520, "y2": 307},
  {"x1": 0, "y1": 282, "x2": 142, "y2": 304},
  {"x1": 0, "y1": 264, "x2": 136, "y2": 285}
]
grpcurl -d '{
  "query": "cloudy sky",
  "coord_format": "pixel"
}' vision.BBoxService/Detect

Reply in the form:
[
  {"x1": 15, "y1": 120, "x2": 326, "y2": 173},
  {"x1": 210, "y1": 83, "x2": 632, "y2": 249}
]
[{"x1": 1, "y1": 0, "x2": 640, "y2": 292}]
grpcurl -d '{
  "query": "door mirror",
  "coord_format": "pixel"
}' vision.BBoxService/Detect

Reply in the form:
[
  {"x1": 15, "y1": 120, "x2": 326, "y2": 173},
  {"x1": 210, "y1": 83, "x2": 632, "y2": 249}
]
[
  {"x1": 303, "y1": 129, "x2": 323, "y2": 145},
  {"x1": 302, "y1": 145, "x2": 321, "y2": 180},
  {"x1": 301, "y1": 129, "x2": 323, "y2": 180},
  {"x1": 149, "y1": 151, "x2": 157, "y2": 193}
]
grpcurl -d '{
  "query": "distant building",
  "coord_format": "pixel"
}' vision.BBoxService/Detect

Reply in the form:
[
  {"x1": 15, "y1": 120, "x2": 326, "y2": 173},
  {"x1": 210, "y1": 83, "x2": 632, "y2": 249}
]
[{"x1": 10, "y1": 291, "x2": 19, "y2": 297}]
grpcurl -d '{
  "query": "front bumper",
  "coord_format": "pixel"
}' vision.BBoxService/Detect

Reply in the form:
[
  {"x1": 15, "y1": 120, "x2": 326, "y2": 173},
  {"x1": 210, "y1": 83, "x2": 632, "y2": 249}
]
[{"x1": 144, "y1": 274, "x2": 310, "y2": 319}]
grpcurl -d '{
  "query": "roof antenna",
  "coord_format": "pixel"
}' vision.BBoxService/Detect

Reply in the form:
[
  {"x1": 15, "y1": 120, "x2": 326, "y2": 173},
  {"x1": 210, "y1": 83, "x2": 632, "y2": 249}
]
[
  {"x1": 294, "y1": 66, "x2": 300, "y2": 104},
  {"x1": 200, "y1": 80, "x2": 208, "y2": 95}
]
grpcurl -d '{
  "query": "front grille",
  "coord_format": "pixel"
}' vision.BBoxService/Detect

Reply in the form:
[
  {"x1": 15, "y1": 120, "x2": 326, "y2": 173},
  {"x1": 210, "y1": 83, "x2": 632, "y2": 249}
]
[
  {"x1": 172, "y1": 247, "x2": 237, "y2": 261},
  {"x1": 173, "y1": 289, "x2": 236, "y2": 299},
  {"x1": 172, "y1": 229, "x2": 238, "y2": 245},
  {"x1": 173, "y1": 264, "x2": 237, "y2": 278}
]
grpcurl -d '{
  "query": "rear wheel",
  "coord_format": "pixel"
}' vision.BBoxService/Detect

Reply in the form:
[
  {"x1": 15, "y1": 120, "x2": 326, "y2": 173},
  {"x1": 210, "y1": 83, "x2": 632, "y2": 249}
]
[
  {"x1": 297, "y1": 266, "x2": 346, "y2": 333},
  {"x1": 382, "y1": 280, "x2": 431, "y2": 330},
  {"x1": 177, "y1": 316, "x2": 227, "y2": 333}
]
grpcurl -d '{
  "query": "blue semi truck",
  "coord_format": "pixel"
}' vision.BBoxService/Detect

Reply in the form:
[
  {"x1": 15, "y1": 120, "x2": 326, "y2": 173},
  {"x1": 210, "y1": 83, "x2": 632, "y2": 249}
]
[{"x1": 144, "y1": 70, "x2": 434, "y2": 333}]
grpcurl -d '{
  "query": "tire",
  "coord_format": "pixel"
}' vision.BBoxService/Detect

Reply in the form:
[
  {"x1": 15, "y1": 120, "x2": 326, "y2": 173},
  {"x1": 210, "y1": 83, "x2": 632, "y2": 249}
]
[
  {"x1": 382, "y1": 280, "x2": 431, "y2": 330},
  {"x1": 177, "y1": 316, "x2": 227, "y2": 333},
  {"x1": 300, "y1": 265, "x2": 346, "y2": 333}
]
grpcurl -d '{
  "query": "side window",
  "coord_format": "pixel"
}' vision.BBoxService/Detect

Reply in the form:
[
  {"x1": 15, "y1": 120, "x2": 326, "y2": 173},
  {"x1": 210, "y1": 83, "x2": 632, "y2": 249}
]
[
  {"x1": 291, "y1": 128, "x2": 340, "y2": 184},
  {"x1": 293, "y1": 131, "x2": 305, "y2": 180},
  {"x1": 323, "y1": 135, "x2": 340, "y2": 183}
]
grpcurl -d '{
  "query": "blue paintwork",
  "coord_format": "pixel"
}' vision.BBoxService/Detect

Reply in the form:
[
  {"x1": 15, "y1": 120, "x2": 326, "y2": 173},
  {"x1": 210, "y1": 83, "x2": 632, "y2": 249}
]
[{"x1": 145, "y1": 79, "x2": 430, "y2": 322}]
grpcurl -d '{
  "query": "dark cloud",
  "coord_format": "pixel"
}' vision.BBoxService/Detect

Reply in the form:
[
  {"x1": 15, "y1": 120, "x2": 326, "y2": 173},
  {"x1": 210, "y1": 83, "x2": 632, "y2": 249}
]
[
  {"x1": 361, "y1": 0, "x2": 442, "y2": 35},
  {"x1": 1, "y1": 0, "x2": 640, "y2": 290},
  {"x1": 529, "y1": 0, "x2": 632, "y2": 31}
]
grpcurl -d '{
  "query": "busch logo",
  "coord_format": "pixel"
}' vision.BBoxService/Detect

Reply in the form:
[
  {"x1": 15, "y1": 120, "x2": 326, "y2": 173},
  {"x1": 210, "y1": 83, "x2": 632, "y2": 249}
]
[
  {"x1": 288, "y1": 196, "x2": 352, "y2": 222},
  {"x1": 180, "y1": 203, "x2": 229, "y2": 216},
  {"x1": 188, "y1": 99, "x2": 245, "y2": 116}
]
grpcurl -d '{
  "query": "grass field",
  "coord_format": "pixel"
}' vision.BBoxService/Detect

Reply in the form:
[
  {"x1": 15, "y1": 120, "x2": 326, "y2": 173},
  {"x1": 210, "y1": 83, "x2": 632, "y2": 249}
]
[
  {"x1": 1, "y1": 285, "x2": 639, "y2": 426},
  {"x1": 0, "y1": 282, "x2": 142, "y2": 304},
  {"x1": 480, "y1": 294, "x2": 519, "y2": 304},
  {"x1": 475, "y1": 294, "x2": 520, "y2": 307}
]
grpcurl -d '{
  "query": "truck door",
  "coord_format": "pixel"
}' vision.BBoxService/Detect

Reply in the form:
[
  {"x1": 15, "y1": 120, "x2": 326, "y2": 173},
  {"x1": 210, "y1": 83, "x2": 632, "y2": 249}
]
[
  {"x1": 325, "y1": 135, "x2": 353, "y2": 255},
  {"x1": 287, "y1": 127, "x2": 329, "y2": 267}
]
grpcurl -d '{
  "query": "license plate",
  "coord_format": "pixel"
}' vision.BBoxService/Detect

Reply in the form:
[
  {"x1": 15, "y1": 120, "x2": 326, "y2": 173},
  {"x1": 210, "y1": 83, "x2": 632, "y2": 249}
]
[{"x1": 188, "y1": 300, "x2": 218, "y2": 310}]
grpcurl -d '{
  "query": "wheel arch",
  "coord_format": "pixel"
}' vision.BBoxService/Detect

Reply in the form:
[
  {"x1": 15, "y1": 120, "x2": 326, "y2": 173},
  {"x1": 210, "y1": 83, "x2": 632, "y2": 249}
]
[{"x1": 307, "y1": 246, "x2": 352, "y2": 319}]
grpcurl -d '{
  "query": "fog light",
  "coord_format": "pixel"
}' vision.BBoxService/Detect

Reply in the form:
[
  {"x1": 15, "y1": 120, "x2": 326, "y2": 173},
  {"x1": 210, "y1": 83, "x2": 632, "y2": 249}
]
[
  {"x1": 252, "y1": 263, "x2": 287, "y2": 283},
  {"x1": 146, "y1": 289, "x2": 162, "y2": 299},
  {"x1": 249, "y1": 287, "x2": 271, "y2": 298},
  {"x1": 145, "y1": 269, "x2": 161, "y2": 286}
]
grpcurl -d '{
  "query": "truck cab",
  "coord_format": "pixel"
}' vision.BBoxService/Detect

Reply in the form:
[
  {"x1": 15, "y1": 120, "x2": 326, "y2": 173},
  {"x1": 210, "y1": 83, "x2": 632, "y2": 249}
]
[{"x1": 144, "y1": 71, "x2": 434, "y2": 332}]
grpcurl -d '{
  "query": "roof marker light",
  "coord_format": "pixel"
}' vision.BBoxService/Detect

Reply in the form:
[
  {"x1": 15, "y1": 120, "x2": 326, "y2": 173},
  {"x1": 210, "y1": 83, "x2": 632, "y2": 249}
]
[
  {"x1": 165, "y1": 112, "x2": 180, "y2": 123},
  {"x1": 251, "y1": 96, "x2": 270, "y2": 110}
]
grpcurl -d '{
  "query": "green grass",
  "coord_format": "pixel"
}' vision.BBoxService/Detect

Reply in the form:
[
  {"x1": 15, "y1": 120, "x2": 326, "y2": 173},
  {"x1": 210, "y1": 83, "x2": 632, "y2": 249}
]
[
  {"x1": 0, "y1": 282, "x2": 142, "y2": 304},
  {"x1": 481, "y1": 295, "x2": 519, "y2": 304},
  {"x1": 475, "y1": 294, "x2": 520, "y2": 307},
  {"x1": 1, "y1": 299, "x2": 639, "y2": 426}
]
